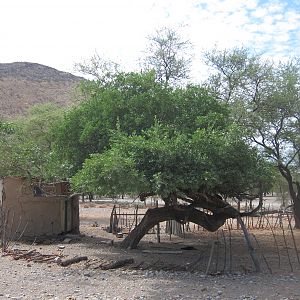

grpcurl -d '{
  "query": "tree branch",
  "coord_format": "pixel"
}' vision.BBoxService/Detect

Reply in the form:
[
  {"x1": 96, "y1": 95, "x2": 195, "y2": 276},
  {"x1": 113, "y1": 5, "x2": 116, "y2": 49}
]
[{"x1": 121, "y1": 205, "x2": 231, "y2": 249}]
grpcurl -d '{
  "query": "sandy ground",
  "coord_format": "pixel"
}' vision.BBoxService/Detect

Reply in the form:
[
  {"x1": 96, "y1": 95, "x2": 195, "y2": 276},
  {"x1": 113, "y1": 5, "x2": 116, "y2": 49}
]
[{"x1": 1, "y1": 201, "x2": 300, "y2": 300}]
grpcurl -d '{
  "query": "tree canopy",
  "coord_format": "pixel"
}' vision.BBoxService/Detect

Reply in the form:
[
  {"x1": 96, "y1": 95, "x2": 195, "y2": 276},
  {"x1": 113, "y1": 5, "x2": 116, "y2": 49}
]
[
  {"x1": 54, "y1": 72, "x2": 228, "y2": 176},
  {"x1": 71, "y1": 122, "x2": 271, "y2": 201},
  {"x1": 58, "y1": 71, "x2": 274, "y2": 248},
  {"x1": 204, "y1": 48, "x2": 300, "y2": 226}
]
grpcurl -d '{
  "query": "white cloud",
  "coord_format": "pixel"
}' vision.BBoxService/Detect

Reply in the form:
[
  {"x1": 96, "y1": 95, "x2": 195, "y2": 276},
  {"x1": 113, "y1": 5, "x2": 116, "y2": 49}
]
[{"x1": 0, "y1": 0, "x2": 299, "y2": 78}]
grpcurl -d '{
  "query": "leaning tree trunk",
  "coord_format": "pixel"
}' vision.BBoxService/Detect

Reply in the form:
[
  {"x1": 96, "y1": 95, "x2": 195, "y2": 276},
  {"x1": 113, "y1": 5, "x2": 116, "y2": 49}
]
[{"x1": 120, "y1": 206, "x2": 228, "y2": 249}]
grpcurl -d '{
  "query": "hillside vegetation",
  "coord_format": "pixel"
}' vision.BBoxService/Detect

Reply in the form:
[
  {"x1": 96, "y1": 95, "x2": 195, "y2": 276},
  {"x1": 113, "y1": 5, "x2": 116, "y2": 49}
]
[{"x1": 0, "y1": 62, "x2": 83, "y2": 119}]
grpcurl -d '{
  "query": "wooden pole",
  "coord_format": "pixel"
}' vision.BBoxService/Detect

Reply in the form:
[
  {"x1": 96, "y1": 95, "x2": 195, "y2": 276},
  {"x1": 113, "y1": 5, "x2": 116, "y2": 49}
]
[
  {"x1": 205, "y1": 241, "x2": 215, "y2": 275},
  {"x1": 286, "y1": 213, "x2": 300, "y2": 266},
  {"x1": 156, "y1": 201, "x2": 160, "y2": 243},
  {"x1": 221, "y1": 229, "x2": 227, "y2": 273},
  {"x1": 228, "y1": 227, "x2": 232, "y2": 273},
  {"x1": 252, "y1": 234, "x2": 272, "y2": 274},
  {"x1": 237, "y1": 216, "x2": 261, "y2": 273}
]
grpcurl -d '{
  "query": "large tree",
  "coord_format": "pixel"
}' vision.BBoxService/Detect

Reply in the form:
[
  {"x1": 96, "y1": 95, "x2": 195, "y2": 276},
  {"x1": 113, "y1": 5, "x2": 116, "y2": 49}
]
[
  {"x1": 68, "y1": 74, "x2": 272, "y2": 249},
  {"x1": 205, "y1": 48, "x2": 300, "y2": 227}
]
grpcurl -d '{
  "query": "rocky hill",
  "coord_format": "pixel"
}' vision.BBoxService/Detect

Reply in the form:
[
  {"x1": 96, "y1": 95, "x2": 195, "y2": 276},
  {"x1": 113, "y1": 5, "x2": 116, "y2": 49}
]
[{"x1": 0, "y1": 62, "x2": 83, "y2": 119}]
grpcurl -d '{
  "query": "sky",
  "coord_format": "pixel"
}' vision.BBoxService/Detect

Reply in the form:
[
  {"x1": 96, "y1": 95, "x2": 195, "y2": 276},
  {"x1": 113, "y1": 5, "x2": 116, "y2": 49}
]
[{"x1": 1, "y1": 0, "x2": 300, "y2": 81}]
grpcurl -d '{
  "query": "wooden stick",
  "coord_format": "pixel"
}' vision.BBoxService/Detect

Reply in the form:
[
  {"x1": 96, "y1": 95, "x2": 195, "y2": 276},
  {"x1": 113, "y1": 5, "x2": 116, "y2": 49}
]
[
  {"x1": 263, "y1": 215, "x2": 281, "y2": 268},
  {"x1": 156, "y1": 200, "x2": 160, "y2": 243},
  {"x1": 237, "y1": 216, "x2": 261, "y2": 272},
  {"x1": 252, "y1": 234, "x2": 272, "y2": 274},
  {"x1": 205, "y1": 241, "x2": 215, "y2": 275},
  {"x1": 14, "y1": 249, "x2": 36, "y2": 260},
  {"x1": 59, "y1": 256, "x2": 88, "y2": 267},
  {"x1": 281, "y1": 221, "x2": 293, "y2": 272},
  {"x1": 286, "y1": 213, "x2": 300, "y2": 266},
  {"x1": 228, "y1": 227, "x2": 232, "y2": 273},
  {"x1": 214, "y1": 231, "x2": 219, "y2": 273},
  {"x1": 221, "y1": 229, "x2": 227, "y2": 273}
]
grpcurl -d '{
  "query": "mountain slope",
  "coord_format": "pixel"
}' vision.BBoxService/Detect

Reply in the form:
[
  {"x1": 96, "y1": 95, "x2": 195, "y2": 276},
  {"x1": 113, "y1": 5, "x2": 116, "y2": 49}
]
[{"x1": 0, "y1": 62, "x2": 83, "y2": 119}]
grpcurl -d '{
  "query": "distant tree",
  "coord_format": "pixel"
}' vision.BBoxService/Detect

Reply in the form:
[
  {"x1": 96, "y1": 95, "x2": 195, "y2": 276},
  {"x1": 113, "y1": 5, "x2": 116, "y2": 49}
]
[
  {"x1": 143, "y1": 27, "x2": 192, "y2": 86},
  {"x1": 0, "y1": 103, "x2": 66, "y2": 180},
  {"x1": 74, "y1": 52, "x2": 120, "y2": 85},
  {"x1": 203, "y1": 47, "x2": 272, "y2": 104},
  {"x1": 205, "y1": 48, "x2": 300, "y2": 227},
  {"x1": 74, "y1": 53, "x2": 122, "y2": 104}
]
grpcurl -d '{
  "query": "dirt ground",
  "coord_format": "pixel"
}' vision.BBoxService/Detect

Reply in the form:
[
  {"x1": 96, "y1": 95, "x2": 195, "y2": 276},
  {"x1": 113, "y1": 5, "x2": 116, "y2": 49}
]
[{"x1": 1, "y1": 201, "x2": 300, "y2": 300}]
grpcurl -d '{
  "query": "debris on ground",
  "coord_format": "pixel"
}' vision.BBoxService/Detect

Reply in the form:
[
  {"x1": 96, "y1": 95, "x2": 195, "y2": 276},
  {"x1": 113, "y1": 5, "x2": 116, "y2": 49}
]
[{"x1": 2, "y1": 249, "x2": 62, "y2": 264}]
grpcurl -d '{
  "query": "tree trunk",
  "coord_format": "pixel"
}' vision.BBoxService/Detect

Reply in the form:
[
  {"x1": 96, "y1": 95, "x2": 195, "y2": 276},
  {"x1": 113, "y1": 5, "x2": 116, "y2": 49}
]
[
  {"x1": 120, "y1": 206, "x2": 228, "y2": 249},
  {"x1": 294, "y1": 182, "x2": 300, "y2": 228},
  {"x1": 293, "y1": 197, "x2": 300, "y2": 229},
  {"x1": 278, "y1": 164, "x2": 300, "y2": 229}
]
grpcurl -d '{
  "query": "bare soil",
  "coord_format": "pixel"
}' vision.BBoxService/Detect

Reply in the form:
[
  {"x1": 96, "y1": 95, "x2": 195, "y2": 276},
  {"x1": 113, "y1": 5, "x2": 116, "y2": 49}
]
[{"x1": 1, "y1": 202, "x2": 300, "y2": 300}]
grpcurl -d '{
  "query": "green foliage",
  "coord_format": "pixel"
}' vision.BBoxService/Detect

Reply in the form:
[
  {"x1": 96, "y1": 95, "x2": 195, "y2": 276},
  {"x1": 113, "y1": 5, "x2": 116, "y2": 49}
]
[
  {"x1": 71, "y1": 147, "x2": 149, "y2": 196},
  {"x1": 74, "y1": 52, "x2": 120, "y2": 84},
  {"x1": 0, "y1": 61, "x2": 275, "y2": 202},
  {"x1": 71, "y1": 103, "x2": 271, "y2": 199},
  {"x1": 55, "y1": 72, "x2": 227, "y2": 176},
  {"x1": 204, "y1": 47, "x2": 272, "y2": 104},
  {"x1": 143, "y1": 27, "x2": 192, "y2": 86},
  {"x1": 0, "y1": 103, "x2": 66, "y2": 180},
  {"x1": 71, "y1": 121, "x2": 271, "y2": 198},
  {"x1": 0, "y1": 120, "x2": 15, "y2": 134},
  {"x1": 205, "y1": 48, "x2": 300, "y2": 208}
]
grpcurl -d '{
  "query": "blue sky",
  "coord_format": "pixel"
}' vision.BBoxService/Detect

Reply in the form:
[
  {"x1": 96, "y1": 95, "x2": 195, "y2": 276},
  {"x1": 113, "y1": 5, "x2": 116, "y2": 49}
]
[{"x1": 1, "y1": 0, "x2": 300, "y2": 80}]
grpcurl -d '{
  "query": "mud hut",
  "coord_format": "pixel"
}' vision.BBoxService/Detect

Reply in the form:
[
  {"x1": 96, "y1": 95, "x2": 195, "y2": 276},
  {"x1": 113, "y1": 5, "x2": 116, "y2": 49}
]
[{"x1": 0, "y1": 176, "x2": 79, "y2": 238}]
